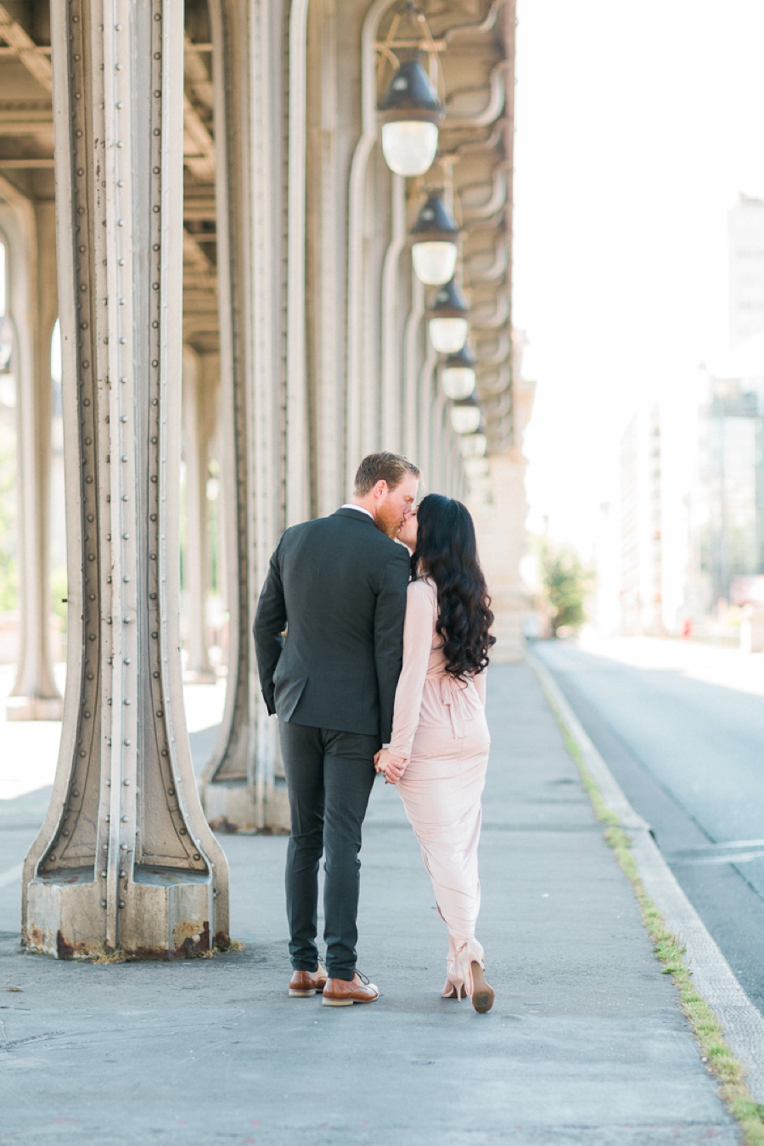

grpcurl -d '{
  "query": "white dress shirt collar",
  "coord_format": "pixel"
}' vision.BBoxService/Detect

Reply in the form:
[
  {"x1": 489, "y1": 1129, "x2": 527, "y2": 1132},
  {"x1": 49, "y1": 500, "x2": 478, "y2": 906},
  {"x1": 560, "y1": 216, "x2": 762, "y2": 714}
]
[{"x1": 340, "y1": 503, "x2": 374, "y2": 521}]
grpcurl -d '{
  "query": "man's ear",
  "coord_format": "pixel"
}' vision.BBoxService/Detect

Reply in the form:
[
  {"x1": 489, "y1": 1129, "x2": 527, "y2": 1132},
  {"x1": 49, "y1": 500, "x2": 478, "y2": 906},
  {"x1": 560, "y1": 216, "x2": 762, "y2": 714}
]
[{"x1": 372, "y1": 479, "x2": 388, "y2": 500}]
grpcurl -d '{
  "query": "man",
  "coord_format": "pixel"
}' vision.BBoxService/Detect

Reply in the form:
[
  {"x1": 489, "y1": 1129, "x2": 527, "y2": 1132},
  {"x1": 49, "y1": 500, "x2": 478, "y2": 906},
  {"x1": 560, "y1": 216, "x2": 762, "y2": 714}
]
[{"x1": 254, "y1": 452, "x2": 420, "y2": 1005}]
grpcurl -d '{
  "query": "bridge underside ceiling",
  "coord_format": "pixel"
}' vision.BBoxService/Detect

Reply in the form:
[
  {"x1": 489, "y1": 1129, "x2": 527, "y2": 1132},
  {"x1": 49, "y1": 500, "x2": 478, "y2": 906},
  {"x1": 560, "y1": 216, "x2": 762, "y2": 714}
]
[{"x1": 0, "y1": 0, "x2": 219, "y2": 359}]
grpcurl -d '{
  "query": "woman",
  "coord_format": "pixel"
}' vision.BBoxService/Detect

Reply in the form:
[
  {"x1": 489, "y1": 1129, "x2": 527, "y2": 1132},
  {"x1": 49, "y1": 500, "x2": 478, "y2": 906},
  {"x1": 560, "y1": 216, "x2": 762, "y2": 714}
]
[{"x1": 375, "y1": 494, "x2": 496, "y2": 1013}]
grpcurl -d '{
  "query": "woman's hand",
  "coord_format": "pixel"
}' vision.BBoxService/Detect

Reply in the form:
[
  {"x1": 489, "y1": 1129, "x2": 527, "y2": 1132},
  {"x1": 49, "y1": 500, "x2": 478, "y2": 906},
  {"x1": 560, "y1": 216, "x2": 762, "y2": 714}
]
[{"x1": 375, "y1": 747, "x2": 406, "y2": 785}]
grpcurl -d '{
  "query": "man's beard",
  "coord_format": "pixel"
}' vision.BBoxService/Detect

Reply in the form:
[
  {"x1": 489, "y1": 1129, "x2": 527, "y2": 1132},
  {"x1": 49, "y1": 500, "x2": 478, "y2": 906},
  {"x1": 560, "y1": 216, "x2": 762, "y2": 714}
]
[{"x1": 374, "y1": 502, "x2": 402, "y2": 540}]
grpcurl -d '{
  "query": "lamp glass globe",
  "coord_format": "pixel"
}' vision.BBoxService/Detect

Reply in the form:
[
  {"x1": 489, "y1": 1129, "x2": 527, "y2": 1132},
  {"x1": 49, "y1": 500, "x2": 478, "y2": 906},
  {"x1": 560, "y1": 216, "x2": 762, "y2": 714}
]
[
  {"x1": 429, "y1": 317, "x2": 469, "y2": 355},
  {"x1": 381, "y1": 121, "x2": 439, "y2": 177},
  {"x1": 441, "y1": 365, "x2": 475, "y2": 401},
  {"x1": 450, "y1": 405, "x2": 481, "y2": 435},
  {"x1": 411, "y1": 240, "x2": 457, "y2": 286}
]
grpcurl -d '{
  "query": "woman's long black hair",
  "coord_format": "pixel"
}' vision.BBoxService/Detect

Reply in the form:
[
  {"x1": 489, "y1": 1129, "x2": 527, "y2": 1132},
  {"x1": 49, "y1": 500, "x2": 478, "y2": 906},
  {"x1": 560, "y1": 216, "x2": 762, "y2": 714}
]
[{"x1": 410, "y1": 494, "x2": 495, "y2": 679}]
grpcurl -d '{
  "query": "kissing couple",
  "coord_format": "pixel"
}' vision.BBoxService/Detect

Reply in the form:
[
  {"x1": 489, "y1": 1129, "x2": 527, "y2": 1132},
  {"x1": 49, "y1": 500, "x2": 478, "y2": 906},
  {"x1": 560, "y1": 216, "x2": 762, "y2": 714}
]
[{"x1": 254, "y1": 451, "x2": 496, "y2": 1013}]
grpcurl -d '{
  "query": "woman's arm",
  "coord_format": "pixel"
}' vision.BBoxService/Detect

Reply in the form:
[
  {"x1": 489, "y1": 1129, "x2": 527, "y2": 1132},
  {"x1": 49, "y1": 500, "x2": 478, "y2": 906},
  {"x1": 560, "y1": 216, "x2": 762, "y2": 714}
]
[{"x1": 380, "y1": 581, "x2": 435, "y2": 778}]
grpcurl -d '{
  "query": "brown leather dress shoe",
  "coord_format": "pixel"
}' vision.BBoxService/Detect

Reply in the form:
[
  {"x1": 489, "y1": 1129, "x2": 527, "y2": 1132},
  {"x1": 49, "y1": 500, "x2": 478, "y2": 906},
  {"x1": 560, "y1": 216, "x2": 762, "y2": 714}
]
[
  {"x1": 322, "y1": 971, "x2": 379, "y2": 1007},
  {"x1": 288, "y1": 964, "x2": 328, "y2": 997}
]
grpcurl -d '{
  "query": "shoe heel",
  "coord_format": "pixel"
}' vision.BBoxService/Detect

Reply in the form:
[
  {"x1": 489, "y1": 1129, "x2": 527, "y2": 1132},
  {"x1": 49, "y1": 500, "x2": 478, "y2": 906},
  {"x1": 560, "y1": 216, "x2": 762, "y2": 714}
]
[
  {"x1": 322, "y1": 996, "x2": 354, "y2": 1007},
  {"x1": 470, "y1": 961, "x2": 495, "y2": 1014},
  {"x1": 289, "y1": 988, "x2": 317, "y2": 997},
  {"x1": 442, "y1": 979, "x2": 466, "y2": 1000}
]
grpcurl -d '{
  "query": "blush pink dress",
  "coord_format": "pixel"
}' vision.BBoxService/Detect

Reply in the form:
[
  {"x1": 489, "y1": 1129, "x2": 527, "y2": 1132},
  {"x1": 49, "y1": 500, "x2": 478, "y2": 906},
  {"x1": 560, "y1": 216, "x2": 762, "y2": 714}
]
[{"x1": 386, "y1": 577, "x2": 490, "y2": 994}]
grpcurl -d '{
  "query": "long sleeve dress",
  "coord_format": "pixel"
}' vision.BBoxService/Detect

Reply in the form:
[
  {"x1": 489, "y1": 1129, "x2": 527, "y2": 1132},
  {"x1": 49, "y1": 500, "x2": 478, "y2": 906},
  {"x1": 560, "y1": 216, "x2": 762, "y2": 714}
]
[{"x1": 386, "y1": 577, "x2": 490, "y2": 987}]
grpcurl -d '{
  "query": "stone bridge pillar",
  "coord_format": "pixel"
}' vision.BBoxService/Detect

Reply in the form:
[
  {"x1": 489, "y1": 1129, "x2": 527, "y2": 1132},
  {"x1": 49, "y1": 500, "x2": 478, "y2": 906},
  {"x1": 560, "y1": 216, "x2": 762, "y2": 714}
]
[
  {"x1": 200, "y1": 0, "x2": 284, "y2": 833},
  {"x1": 7, "y1": 200, "x2": 63, "y2": 721},
  {"x1": 22, "y1": 0, "x2": 229, "y2": 958},
  {"x1": 182, "y1": 347, "x2": 217, "y2": 683}
]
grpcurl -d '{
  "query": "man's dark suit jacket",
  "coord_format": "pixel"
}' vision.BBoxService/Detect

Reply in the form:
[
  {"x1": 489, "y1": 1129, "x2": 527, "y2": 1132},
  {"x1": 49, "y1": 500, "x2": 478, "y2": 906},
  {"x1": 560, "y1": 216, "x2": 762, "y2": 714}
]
[{"x1": 253, "y1": 507, "x2": 411, "y2": 742}]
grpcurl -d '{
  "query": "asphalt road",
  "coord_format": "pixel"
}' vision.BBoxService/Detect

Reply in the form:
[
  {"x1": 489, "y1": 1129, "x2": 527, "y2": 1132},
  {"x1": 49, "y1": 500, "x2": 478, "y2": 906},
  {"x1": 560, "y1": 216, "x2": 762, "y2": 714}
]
[{"x1": 534, "y1": 638, "x2": 764, "y2": 1016}]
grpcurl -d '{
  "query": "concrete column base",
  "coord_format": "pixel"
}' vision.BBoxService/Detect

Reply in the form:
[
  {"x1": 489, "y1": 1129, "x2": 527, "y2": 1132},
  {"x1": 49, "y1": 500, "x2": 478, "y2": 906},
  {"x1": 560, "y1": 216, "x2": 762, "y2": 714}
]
[
  {"x1": 488, "y1": 598, "x2": 528, "y2": 664},
  {"x1": 263, "y1": 782, "x2": 291, "y2": 835},
  {"x1": 24, "y1": 868, "x2": 221, "y2": 960},
  {"x1": 6, "y1": 695, "x2": 64, "y2": 721},
  {"x1": 204, "y1": 780, "x2": 290, "y2": 835},
  {"x1": 204, "y1": 782, "x2": 258, "y2": 834}
]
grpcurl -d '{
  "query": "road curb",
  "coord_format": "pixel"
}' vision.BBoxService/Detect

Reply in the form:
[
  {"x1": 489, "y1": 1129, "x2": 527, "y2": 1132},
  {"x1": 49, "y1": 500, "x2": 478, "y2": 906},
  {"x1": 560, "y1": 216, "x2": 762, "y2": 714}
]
[{"x1": 528, "y1": 646, "x2": 764, "y2": 1104}]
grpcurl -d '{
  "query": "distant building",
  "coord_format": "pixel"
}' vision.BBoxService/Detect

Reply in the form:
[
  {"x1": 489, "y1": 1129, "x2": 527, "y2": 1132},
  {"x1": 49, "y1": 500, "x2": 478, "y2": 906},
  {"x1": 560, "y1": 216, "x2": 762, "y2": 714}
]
[
  {"x1": 728, "y1": 194, "x2": 764, "y2": 348},
  {"x1": 619, "y1": 408, "x2": 664, "y2": 635},
  {"x1": 694, "y1": 197, "x2": 764, "y2": 609},
  {"x1": 703, "y1": 372, "x2": 764, "y2": 603},
  {"x1": 607, "y1": 196, "x2": 764, "y2": 636},
  {"x1": 591, "y1": 501, "x2": 620, "y2": 638},
  {"x1": 614, "y1": 387, "x2": 705, "y2": 638}
]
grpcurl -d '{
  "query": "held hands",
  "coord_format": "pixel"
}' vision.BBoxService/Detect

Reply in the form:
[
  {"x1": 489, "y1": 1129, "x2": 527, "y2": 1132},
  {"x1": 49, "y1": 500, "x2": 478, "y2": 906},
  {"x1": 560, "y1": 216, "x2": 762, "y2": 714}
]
[{"x1": 374, "y1": 747, "x2": 406, "y2": 785}]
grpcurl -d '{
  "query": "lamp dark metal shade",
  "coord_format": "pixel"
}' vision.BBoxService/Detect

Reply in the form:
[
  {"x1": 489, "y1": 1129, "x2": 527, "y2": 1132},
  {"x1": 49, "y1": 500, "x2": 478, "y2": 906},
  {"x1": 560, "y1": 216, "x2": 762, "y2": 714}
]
[
  {"x1": 378, "y1": 59, "x2": 444, "y2": 125},
  {"x1": 450, "y1": 391, "x2": 482, "y2": 435},
  {"x1": 429, "y1": 278, "x2": 469, "y2": 319},
  {"x1": 411, "y1": 194, "x2": 459, "y2": 243},
  {"x1": 444, "y1": 343, "x2": 476, "y2": 369},
  {"x1": 453, "y1": 392, "x2": 478, "y2": 410}
]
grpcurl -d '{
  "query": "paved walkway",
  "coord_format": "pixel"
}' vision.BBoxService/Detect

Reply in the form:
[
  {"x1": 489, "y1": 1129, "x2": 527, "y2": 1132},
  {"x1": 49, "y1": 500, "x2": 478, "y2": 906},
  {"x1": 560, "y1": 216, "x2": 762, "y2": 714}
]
[{"x1": 0, "y1": 664, "x2": 740, "y2": 1144}]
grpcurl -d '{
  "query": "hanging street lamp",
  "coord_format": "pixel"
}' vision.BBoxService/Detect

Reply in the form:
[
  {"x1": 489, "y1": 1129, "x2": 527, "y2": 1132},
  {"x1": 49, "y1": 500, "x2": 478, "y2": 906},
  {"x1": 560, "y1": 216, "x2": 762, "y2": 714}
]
[
  {"x1": 450, "y1": 392, "x2": 481, "y2": 436},
  {"x1": 378, "y1": 57, "x2": 444, "y2": 177},
  {"x1": 440, "y1": 341, "x2": 476, "y2": 400},
  {"x1": 410, "y1": 193, "x2": 459, "y2": 285},
  {"x1": 459, "y1": 431, "x2": 488, "y2": 459},
  {"x1": 464, "y1": 456, "x2": 490, "y2": 480},
  {"x1": 376, "y1": 3, "x2": 445, "y2": 179},
  {"x1": 429, "y1": 278, "x2": 469, "y2": 355}
]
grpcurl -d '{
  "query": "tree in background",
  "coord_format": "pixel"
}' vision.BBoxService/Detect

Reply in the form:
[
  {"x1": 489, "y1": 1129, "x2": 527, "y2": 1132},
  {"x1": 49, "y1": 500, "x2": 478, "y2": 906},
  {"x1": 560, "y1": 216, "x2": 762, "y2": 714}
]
[{"x1": 539, "y1": 540, "x2": 592, "y2": 638}]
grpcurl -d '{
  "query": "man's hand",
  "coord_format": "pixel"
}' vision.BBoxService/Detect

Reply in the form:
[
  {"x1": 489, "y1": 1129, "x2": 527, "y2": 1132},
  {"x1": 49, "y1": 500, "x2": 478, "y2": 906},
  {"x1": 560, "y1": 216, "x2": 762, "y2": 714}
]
[{"x1": 375, "y1": 747, "x2": 406, "y2": 785}]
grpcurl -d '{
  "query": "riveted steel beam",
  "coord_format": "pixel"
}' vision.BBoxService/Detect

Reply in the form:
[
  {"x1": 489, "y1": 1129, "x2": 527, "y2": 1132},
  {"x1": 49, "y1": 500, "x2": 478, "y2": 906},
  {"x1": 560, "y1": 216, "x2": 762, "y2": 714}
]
[
  {"x1": 22, "y1": 0, "x2": 230, "y2": 959},
  {"x1": 182, "y1": 347, "x2": 217, "y2": 683},
  {"x1": 6, "y1": 199, "x2": 62, "y2": 722},
  {"x1": 200, "y1": 0, "x2": 283, "y2": 834}
]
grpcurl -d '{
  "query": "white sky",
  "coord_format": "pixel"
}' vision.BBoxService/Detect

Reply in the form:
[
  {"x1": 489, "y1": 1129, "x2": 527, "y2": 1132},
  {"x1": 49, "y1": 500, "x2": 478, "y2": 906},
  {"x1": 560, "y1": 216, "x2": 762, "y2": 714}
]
[{"x1": 513, "y1": 0, "x2": 764, "y2": 556}]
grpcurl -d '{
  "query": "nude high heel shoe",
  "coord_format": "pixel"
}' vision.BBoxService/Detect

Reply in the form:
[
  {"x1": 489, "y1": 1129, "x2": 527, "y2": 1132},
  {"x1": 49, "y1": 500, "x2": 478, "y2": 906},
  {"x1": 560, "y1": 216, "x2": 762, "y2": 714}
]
[
  {"x1": 442, "y1": 938, "x2": 465, "y2": 999},
  {"x1": 456, "y1": 939, "x2": 495, "y2": 1014},
  {"x1": 441, "y1": 956, "x2": 466, "y2": 1000},
  {"x1": 469, "y1": 962, "x2": 495, "y2": 1014}
]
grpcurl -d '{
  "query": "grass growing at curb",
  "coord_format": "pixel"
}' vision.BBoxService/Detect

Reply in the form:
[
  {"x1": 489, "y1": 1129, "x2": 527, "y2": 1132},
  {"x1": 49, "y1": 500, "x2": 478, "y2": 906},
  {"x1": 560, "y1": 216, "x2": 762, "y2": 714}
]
[{"x1": 546, "y1": 690, "x2": 764, "y2": 1146}]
